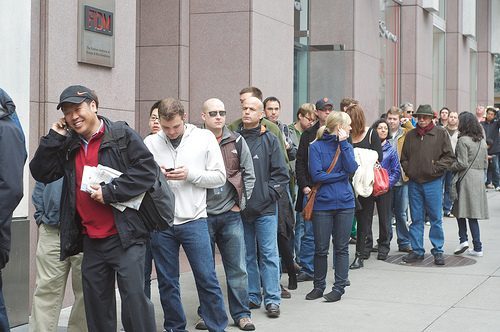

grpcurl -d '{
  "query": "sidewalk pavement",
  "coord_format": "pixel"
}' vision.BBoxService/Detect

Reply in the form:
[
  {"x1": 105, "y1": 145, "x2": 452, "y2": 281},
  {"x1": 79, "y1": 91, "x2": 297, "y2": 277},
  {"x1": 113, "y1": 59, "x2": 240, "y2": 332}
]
[{"x1": 13, "y1": 191, "x2": 500, "y2": 332}]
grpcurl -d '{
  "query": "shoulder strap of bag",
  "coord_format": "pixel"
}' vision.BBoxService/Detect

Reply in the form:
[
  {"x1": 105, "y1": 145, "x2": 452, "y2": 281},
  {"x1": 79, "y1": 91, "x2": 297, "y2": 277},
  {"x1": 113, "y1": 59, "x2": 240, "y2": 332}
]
[
  {"x1": 458, "y1": 141, "x2": 481, "y2": 183},
  {"x1": 326, "y1": 145, "x2": 341, "y2": 173},
  {"x1": 108, "y1": 121, "x2": 130, "y2": 169},
  {"x1": 312, "y1": 145, "x2": 341, "y2": 191}
]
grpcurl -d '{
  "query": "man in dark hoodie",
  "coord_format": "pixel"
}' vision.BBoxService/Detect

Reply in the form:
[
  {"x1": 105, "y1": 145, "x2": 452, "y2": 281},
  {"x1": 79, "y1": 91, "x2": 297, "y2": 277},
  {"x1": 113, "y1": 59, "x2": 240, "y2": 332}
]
[
  {"x1": 236, "y1": 96, "x2": 289, "y2": 319},
  {"x1": 0, "y1": 88, "x2": 26, "y2": 330}
]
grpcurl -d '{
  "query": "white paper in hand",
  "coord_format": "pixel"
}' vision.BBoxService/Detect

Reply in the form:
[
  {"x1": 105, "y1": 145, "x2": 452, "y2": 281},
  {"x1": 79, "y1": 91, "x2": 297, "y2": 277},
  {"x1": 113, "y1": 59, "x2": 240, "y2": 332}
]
[{"x1": 80, "y1": 164, "x2": 145, "y2": 211}]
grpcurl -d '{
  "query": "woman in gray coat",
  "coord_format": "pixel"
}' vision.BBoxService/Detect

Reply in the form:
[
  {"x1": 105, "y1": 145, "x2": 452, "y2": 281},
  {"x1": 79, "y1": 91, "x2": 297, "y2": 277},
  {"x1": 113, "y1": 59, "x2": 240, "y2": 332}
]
[{"x1": 451, "y1": 112, "x2": 489, "y2": 257}]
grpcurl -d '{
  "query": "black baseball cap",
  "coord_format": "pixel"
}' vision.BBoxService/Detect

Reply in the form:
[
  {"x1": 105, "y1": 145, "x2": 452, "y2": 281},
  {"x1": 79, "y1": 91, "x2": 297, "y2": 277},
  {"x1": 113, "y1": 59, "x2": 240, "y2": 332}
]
[{"x1": 57, "y1": 85, "x2": 98, "y2": 110}]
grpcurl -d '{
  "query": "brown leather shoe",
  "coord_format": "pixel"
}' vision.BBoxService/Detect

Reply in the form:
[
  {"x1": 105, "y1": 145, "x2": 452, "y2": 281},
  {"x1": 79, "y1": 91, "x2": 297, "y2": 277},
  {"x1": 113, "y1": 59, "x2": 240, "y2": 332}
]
[{"x1": 280, "y1": 284, "x2": 291, "y2": 299}]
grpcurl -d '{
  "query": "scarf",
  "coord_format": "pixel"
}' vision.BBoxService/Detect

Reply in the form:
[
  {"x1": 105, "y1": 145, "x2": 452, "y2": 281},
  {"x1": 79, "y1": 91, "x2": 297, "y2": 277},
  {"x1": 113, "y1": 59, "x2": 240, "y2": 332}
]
[{"x1": 416, "y1": 122, "x2": 434, "y2": 137}]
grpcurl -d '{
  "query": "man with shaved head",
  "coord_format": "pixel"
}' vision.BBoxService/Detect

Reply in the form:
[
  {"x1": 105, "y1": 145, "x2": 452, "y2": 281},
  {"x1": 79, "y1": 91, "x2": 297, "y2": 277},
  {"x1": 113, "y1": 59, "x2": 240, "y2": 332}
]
[
  {"x1": 234, "y1": 97, "x2": 289, "y2": 318},
  {"x1": 194, "y1": 98, "x2": 257, "y2": 331}
]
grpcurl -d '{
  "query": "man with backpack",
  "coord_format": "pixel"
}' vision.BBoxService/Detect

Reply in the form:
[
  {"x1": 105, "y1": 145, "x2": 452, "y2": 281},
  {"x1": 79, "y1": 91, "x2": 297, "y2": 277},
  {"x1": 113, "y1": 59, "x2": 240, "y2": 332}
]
[{"x1": 30, "y1": 85, "x2": 157, "y2": 331}]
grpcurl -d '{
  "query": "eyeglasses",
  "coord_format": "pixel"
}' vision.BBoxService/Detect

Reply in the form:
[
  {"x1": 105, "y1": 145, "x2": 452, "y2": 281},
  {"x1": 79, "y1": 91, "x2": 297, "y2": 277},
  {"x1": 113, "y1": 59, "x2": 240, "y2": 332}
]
[
  {"x1": 207, "y1": 110, "x2": 226, "y2": 117},
  {"x1": 304, "y1": 116, "x2": 315, "y2": 122},
  {"x1": 149, "y1": 116, "x2": 159, "y2": 122},
  {"x1": 319, "y1": 106, "x2": 333, "y2": 112}
]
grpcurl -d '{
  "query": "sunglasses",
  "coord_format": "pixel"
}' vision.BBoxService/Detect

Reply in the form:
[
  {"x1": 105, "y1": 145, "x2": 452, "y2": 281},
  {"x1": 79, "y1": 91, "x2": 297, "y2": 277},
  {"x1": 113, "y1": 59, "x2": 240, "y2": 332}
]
[{"x1": 207, "y1": 111, "x2": 227, "y2": 117}]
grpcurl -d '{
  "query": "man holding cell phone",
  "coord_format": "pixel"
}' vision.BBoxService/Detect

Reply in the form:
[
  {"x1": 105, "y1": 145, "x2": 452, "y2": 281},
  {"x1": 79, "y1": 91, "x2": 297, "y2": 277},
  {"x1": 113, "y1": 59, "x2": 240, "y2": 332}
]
[
  {"x1": 144, "y1": 97, "x2": 228, "y2": 332},
  {"x1": 30, "y1": 85, "x2": 157, "y2": 332}
]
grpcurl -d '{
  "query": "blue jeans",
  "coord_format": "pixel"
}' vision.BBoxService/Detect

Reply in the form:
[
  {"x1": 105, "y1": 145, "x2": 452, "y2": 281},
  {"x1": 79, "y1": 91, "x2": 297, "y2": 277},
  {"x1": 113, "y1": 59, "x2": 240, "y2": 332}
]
[
  {"x1": 151, "y1": 219, "x2": 228, "y2": 332},
  {"x1": 443, "y1": 171, "x2": 454, "y2": 214},
  {"x1": 486, "y1": 153, "x2": 499, "y2": 187},
  {"x1": 408, "y1": 179, "x2": 445, "y2": 256},
  {"x1": 294, "y1": 212, "x2": 305, "y2": 264},
  {"x1": 0, "y1": 271, "x2": 9, "y2": 331},
  {"x1": 242, "y1": 211, "x2": 281, "y2": 307},
  {"x1": 207, "y1": 211, "x2": 250, "y2": 324},
  {"x1": 144, "y1": 238, "x2": 153, "y2": 299},
  {"x1": 457, "y1": 218, "x2": 482, "y2": 252},
  {"x1": 298, "y1": 220, "x2": 314, "y2": 276},
  {"x1": 390, "y1": 184, "x2": 411, "y2": 249},
  {"x1": 312, "y1": 209, "x2": 354, "y2": 295}
]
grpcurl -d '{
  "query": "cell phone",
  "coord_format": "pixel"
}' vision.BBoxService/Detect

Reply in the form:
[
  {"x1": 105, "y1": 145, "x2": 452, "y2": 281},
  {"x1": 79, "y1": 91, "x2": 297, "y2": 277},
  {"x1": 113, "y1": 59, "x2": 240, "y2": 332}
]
[{"x1": 164, "y1": 168, "x2": 175, "y2": 173}]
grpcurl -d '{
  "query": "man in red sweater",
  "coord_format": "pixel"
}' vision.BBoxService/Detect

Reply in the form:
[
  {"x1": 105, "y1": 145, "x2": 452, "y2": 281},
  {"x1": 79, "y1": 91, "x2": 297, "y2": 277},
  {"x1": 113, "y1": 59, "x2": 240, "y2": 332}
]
[{"x1": 30, "y1": 85, "x2": 157, "y2": 331}]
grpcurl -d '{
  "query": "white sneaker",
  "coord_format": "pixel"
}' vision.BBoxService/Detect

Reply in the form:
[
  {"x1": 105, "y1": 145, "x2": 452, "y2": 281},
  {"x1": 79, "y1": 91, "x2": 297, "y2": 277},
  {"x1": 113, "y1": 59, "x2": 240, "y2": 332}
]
[
  {"x1": 467, "y1": 249, "x2": 483, "y2": 257},
  {"x1": 454, "y1": 241, "x2": 469, "y2": 255},
  {"x1": 496, "y1": 187, "x2": 500, "y2": 192}
]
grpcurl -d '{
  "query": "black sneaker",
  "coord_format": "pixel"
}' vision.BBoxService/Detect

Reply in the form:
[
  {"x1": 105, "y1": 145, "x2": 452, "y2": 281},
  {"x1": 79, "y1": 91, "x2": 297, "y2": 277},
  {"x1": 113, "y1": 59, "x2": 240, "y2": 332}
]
[
  {"x1": 194, "y1": 317, "x2": 208, "y2": 330},
  {"x1": 398, "y1": 246, "x2": 412, "y2": 253},
  {"x1": 377, "y1": 252, "x2": 388, "y2": 260},
  {"x1": 323, "y1": 290, "x2": 342, "y2": 302},
  {"x1": 434, "y1": 253, "x2": 445, "y2": 265},
  {"x1": 402, "y1": 252, "x2": 424, "y2": 263},
  {"x1": 265, "y1": 303, "x2": 280, "y2": 318},
  {"x1": 305, "y1": 288, "x2": 324, "y2": 300},
  {"x1": 297, "y1": 271, "x2": 313, "y2": 282}
]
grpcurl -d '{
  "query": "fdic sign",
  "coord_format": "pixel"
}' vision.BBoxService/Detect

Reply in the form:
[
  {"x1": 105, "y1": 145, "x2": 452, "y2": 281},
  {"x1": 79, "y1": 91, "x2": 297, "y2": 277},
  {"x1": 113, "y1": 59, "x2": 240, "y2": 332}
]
[{"x1": 78, "y1": 0, "x2": 115, "y2": 67}]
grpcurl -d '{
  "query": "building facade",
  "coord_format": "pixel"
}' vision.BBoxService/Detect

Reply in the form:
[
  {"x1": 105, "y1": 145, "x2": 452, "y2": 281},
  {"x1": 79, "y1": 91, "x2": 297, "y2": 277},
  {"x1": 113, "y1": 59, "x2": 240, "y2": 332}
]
[{"x1": 0, "y1": 0, "x2": 498, "y2": 327}]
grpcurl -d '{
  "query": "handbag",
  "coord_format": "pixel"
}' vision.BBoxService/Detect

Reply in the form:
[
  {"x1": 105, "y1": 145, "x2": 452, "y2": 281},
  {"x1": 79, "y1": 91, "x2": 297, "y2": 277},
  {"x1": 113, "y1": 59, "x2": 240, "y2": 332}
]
[
  {"x1": 302, "y1": 145, "x2": 341, "y2": 221},
  {"x1": 372, "y1": 162, "x2": 390, "y2": 197}
]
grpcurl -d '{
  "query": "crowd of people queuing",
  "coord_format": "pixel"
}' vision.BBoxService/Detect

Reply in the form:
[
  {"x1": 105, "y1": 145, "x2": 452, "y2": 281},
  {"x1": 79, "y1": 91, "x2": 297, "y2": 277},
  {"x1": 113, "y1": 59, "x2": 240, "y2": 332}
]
[{"x1": 0, "y1": 83, "x2": 493, "y2": 332}]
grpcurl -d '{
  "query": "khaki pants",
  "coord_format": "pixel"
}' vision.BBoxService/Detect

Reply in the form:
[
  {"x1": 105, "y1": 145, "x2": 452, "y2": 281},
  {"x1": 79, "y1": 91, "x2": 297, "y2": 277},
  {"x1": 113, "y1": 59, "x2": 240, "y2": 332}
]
[{"x1": 30, "y1": 224, "x2": 87, "y2": 332}]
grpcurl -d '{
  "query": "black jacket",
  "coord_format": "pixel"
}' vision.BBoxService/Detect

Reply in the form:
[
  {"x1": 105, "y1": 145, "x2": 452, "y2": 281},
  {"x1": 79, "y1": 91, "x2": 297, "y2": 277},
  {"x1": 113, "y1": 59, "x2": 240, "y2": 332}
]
[
  {"x1": 481, "y1": 119, "x2": 500, "y2": 155},
  {"x1": 238, "y1": 124, "x2": 289, "y2": 221},
  {"x1": 30, "y1": 117, "x2": 157, "y2": 260},
  {"x1": 295, "y1": 121, "x2": 320, "y2": 212},
  {"x1": 0, "y1": 91, "x2": 26, "y2": 269}
]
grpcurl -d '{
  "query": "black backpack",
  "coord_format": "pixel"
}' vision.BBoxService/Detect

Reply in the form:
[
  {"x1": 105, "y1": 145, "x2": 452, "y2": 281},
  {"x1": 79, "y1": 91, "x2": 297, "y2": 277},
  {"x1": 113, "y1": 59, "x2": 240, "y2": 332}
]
[{"x1": 112, "y1": 121, "x2": 175, "y2": 231}]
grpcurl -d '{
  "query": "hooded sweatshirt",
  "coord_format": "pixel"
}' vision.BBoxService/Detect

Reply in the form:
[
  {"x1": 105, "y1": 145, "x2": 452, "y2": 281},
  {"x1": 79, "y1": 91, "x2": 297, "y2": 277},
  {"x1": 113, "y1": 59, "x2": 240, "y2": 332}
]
[{"x1": 144, "y1": 123, "x2": 226, "y2": 225}]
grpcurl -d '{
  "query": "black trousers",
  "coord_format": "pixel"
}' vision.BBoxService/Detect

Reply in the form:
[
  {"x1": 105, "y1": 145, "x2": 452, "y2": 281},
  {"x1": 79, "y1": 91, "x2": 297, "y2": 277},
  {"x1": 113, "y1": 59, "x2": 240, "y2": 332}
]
[
  {"x1": 82, "y1": 235, "x2": 156, "y2": 332},
  {"x1": 355, "y1": 191, "x2": 391, "y2": 256}
]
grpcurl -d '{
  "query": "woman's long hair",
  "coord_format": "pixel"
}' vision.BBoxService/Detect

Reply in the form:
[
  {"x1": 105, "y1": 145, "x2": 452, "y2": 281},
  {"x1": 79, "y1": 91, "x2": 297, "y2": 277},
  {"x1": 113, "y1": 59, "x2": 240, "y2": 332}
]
[
  {"x1": 458, "y1": 112, "x2": 484, "y2": 142},
  {"x1": 345, "y1": 104, "x2": 366, "y2": 138},
  {"x1": 316, "y1": 111, "x2": 352, "y2": 140}
]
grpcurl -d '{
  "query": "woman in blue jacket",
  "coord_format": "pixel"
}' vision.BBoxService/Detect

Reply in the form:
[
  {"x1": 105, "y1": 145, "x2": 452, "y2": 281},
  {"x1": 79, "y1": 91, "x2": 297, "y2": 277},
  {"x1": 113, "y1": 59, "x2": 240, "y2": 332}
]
[
  {"x1": 305, "y1": 111, "x2": 358, "y2": 302},
  {"x1": 370, "y1": 119, "x2": 401, "y2": 259}
]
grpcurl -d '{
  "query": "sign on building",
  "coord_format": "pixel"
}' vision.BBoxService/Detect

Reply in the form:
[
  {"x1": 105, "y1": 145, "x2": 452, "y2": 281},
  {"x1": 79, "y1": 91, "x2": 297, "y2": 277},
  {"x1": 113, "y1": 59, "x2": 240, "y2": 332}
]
[{"x1": 77, "y1": 0, "x2": 115, "y2": 68}]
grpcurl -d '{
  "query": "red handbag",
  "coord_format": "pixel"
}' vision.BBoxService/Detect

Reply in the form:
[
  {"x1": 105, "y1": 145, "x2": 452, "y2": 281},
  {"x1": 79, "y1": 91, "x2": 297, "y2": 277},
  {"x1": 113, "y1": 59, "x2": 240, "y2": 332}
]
[{"x1": 372, "y1": 162, "x2": 389, "y2": 197}]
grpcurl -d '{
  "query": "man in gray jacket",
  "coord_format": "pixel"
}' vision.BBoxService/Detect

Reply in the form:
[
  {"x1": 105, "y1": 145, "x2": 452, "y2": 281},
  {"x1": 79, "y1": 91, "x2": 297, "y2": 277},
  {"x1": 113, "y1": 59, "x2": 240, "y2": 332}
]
[{"x1": 196, "y1": 98, "x2": 256, "y2": 331}]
